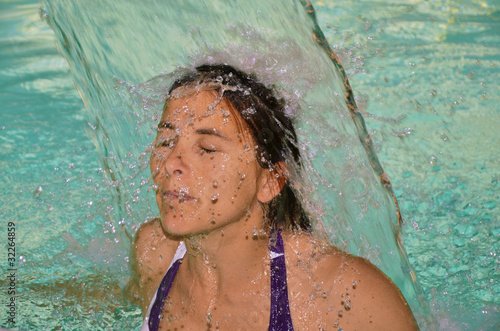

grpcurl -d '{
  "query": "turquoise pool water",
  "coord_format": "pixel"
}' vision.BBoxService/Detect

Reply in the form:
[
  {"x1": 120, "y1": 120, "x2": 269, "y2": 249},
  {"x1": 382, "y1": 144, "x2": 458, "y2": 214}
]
[
  {"x1": 1, "y1": 0, "x2": 498, "y2": 330},
  {"x1": 314, "y1": 1, "x2": 500, "y2": 328}
]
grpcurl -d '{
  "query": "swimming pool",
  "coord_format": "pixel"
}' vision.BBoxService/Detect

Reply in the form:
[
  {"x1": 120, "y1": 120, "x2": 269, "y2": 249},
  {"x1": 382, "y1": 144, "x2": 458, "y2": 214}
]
[{"x1": 1, "y1": 0, "x2": 498, "y2": 329}]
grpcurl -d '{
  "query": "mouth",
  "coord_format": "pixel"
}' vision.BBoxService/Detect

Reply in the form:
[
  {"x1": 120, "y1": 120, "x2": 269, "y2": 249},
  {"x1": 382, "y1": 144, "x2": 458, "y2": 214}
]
[{"x1": 162, "y1": 190, "x2": 196, "y2": 203}]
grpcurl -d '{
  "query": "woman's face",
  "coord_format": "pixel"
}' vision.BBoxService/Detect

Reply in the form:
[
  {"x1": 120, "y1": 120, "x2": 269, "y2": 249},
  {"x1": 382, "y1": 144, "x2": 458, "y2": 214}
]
[{"x1": 150, "y1": 89, "x2": 266, "y2": 236}]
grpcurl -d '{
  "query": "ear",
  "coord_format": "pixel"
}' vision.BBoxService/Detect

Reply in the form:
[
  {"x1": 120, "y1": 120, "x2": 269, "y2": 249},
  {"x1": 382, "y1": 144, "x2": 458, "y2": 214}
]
[{"x1": 256, "y1": 161, "x2": 288, "y2": 203}]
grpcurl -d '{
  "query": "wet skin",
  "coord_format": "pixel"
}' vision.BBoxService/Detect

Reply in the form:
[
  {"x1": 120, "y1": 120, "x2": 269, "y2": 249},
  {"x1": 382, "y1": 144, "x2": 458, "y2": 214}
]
[
  {"x1": 150, "y1": 89, "x2": 271, "y2": 238},
  {"x1": 129, "y1": 89, "x2": 419, "y2": 330}
]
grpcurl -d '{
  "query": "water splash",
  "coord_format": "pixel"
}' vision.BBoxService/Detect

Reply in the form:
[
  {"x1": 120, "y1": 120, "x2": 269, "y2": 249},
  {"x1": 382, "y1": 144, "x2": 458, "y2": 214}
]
[{"x1": 39, "y1": 0, "x2": 438, "y2": 328}]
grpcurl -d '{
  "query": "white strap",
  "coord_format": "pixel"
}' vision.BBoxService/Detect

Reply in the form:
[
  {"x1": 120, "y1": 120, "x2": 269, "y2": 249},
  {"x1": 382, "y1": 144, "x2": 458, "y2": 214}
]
[
  {"x1": 140, "y1": 242, "x2": 187, "y2": 330},
  {"x1": 270, "y1": 251, "x2": 284, "y2": 259}
]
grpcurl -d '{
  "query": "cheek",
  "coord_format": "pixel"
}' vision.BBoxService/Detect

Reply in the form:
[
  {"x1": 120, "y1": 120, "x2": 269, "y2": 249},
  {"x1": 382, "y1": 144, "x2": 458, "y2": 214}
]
[
  {"x1": 222, "y1": 155, "x2": 259, "y2": 198},
  {"x1": 193, "y1": 156, "x2": 230, "y2": 201},
  {"x1": 150, "y1": 157, "x2": 157, "y2": 177},
  {"x1": 150, "y1": 154, "x2": 165, "y2": 184}
]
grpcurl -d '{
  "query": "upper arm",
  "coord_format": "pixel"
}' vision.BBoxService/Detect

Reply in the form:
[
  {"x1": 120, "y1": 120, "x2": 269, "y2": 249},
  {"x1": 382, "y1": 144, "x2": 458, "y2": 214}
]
[
  {"x1": 127, "y1": 218, "x2": 180, "y2": 315},
  {"x1": 328, "y1": 256, "x2": 419, "y2": 330}
]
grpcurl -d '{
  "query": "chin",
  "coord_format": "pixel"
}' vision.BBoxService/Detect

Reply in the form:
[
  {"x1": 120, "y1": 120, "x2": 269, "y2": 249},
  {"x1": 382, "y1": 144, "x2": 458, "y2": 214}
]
[{"x1": 159, "y1": 213, "x2": 207, "y2": 237}]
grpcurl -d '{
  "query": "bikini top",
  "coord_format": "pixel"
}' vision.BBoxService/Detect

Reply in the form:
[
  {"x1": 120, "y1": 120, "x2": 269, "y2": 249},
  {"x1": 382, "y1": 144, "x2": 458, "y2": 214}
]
[{"x1": 141, "y1": 230, "x2": 294, "y2": 331}]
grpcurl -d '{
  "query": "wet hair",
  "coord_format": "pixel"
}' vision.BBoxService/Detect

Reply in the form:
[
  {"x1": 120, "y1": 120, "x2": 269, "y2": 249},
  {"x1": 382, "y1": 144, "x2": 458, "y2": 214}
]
[{"x1": 167, "y1": 64, "x2": 311, "y2": 232}]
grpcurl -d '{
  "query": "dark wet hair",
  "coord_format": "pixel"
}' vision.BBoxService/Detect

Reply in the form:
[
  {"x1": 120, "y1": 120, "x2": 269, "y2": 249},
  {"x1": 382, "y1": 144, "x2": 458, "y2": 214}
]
[{"x1": 167, "y1": 64, "x2": 310, "y2": 232}]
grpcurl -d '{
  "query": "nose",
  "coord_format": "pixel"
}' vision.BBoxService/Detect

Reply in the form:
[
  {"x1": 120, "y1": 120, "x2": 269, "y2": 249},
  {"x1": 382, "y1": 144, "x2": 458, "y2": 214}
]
[
  {"x1": 165, "y1": 153, "x2": 183, "y2": 177},
  {"x1": 151, "y1": 134, "x2": 190, "y2": 182},
  {"x1": 163, "y1": 139, "x2": 186, "y2": 178}
]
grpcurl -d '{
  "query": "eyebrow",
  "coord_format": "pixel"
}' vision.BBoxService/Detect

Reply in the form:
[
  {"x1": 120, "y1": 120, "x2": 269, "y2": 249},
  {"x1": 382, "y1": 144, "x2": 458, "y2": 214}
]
[
  {"x1": 158, "y1": 121, "x2": 231, "y2": 141},
  {"x1": 195, "y1": 127, "x2": 232, "y2": 142},
  {"x1": 158, "y1": 121, "x2": 175, "y2": 130}
]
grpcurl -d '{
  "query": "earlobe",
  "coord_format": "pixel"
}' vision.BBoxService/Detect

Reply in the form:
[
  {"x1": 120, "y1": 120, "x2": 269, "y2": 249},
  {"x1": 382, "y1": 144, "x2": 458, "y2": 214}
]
[{"x1": 257, "y1": 162, "x2": 288, "y2": 203}]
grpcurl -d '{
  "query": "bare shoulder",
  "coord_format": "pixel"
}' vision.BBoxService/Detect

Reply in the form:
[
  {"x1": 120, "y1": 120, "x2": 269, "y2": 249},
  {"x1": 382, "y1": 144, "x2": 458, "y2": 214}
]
[
  {"x1": 283, "y1": 232, "x2": 418, "y2": 330},
  {"x1": 327, "y1": 254, "x2": 418, "y2": 330},
  {"x1": 128, "y1": 218, "x2": 181, "y2": 315}
]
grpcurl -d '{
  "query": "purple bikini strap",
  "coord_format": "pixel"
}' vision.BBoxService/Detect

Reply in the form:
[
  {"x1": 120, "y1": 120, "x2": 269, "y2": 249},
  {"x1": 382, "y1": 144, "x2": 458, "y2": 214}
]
[
  {"x1": 269, "y1": 229, "x2": 294, "y2": 330},
  {"x1": 148, "y1": 258, "x2": 182, "y2": 330},
  {"x1": 148, "y1": 230, "x2": 294, "y2": 330}
]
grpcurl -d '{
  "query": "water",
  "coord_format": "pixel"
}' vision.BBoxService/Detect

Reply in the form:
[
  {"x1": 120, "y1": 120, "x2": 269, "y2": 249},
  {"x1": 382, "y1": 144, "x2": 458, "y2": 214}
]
[
  {"x1": 1, "y1": 1, "x2": 138, "y2": 329},
  {"x1": 1, "y1": 0, "x2": 498, "y2": 330},
  {"x1": 313, "y1": 2, "x2": 500, "y2": 328},
  {"x1": 39, "y1": 0, "x2": 429, "y2": 326}
]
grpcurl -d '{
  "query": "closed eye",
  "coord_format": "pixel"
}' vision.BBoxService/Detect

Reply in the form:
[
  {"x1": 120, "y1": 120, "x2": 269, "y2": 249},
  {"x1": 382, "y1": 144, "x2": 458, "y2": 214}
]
[
  {"x1": 155, "y1": 137, "x2": 176, "y2": 148},
  {"x1": 200, "y1": 145, "x2": 216, "y2": 154}
]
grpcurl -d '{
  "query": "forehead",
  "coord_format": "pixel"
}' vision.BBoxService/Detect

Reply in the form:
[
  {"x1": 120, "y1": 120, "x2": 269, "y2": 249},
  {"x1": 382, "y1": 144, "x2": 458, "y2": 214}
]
[
  {"x1": 165, "y1": 89, "x2": 225, "y2": 116},
  {"x1": 161, "y1": 89, "x2": 247, "y2": 134}
]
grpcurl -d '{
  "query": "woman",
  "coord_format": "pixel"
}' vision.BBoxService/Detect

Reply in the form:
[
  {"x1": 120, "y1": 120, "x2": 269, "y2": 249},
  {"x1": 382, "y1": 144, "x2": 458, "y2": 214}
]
[{"x1": 129, "y1": 64, "x2": 418, "y2": 330}]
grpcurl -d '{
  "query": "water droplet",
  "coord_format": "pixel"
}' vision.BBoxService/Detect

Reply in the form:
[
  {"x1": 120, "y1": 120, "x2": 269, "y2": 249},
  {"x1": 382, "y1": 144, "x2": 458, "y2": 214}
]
[
  {"x1": 352, "y1": 281, "x2": 357, "y2": 289},
  {"x1": 68, "y1": 163, "x2": 75, "y2": 169},
  {"x1": 87, "y1": 122, "x2": 97, "y2": 130},
  {"x1": 338, "y1": 310, "x2": 343, "y2": 317},
  {"x1": 179, "y1": 192, "x2": 185, "y2": 203},
  {"x1": 258, "y1": 229, "x2": 267, "y2": 238},
  {"x1": 211, "y1": 194, "x2": 219, "y2": 202},
  {"x1": 344, "y1": 298, "x2": 351, "y2": 311},
  {"x1": 244, "y1": 107, "x2": 255, "y2": 115},
  {"x1": 33, "y1": 186, "x2": 43, "y2": 197},
  {"x1": 222, "y1": 110, "x2": 231, "y2": 117},
  {"x1": 212, "y1": 180, "x2": 218, "y2": 188}
]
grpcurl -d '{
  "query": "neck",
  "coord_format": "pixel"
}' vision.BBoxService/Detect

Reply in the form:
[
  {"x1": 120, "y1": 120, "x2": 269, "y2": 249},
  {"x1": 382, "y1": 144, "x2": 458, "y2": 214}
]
[
  {"x1": 187, "y1": 223, "x2": 269, "y2": 277},
  {"x1": 179, "y1": 213, "x2": 271, "y2": 301}
]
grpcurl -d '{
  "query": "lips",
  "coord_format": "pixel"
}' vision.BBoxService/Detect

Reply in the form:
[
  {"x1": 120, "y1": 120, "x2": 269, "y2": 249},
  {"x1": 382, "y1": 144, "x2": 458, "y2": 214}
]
[{"x1": 162, "y1": 190, "x2": 196, "y2": 202}]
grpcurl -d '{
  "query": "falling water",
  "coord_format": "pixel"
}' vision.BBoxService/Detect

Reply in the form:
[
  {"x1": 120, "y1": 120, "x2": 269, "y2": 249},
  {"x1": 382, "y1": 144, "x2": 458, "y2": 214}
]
[
  {"x1": 2, "y1": 0, "x2": 498, "y2": 329},
  {"x1": 38, "y1": 0, "x2": 432, "y2": 326}
]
